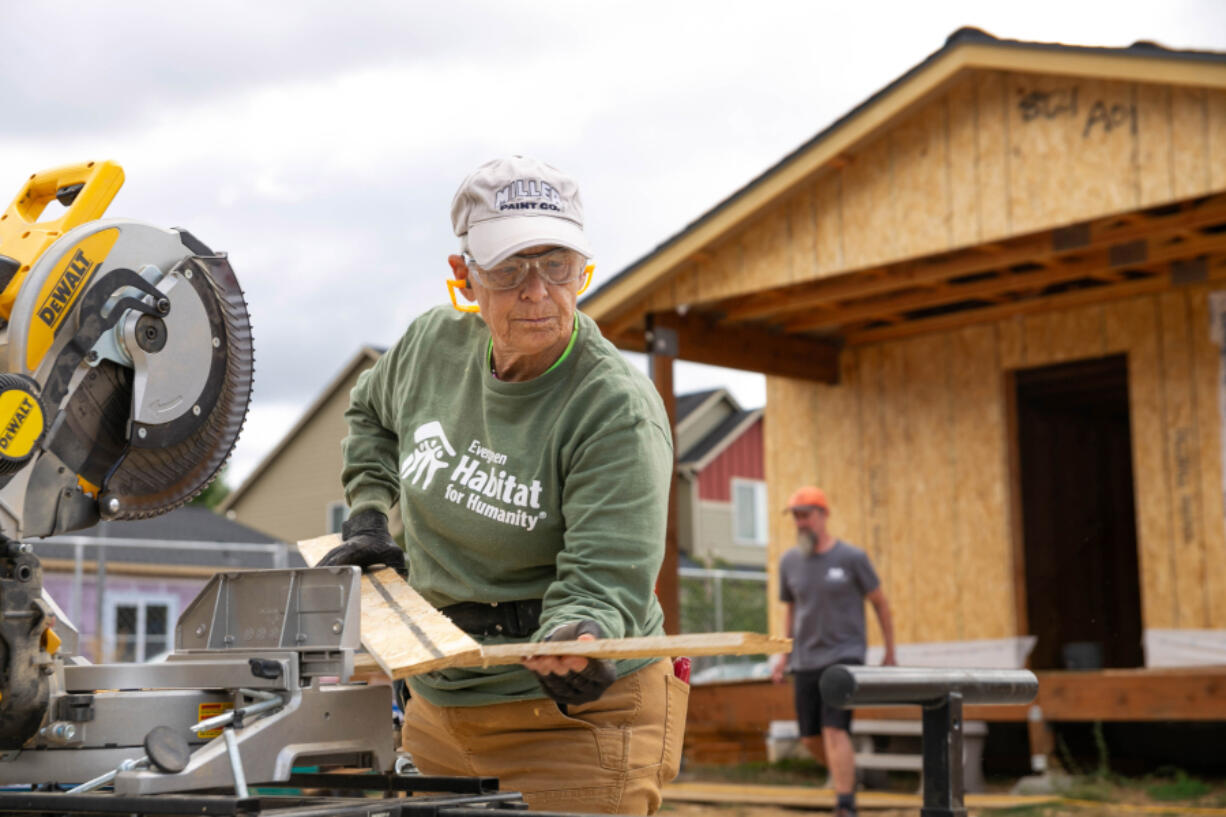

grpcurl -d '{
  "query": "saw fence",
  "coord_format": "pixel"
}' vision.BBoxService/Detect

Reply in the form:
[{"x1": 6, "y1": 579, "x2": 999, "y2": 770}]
[{"x1": 297, "y1": 534, "x2": 790, "y2": 679}]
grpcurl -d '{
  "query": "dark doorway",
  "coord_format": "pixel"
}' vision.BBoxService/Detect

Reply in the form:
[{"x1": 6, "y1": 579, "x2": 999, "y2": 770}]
[{"x1": 1014, "y1": 354, "x2": 1144, "y2": 670}]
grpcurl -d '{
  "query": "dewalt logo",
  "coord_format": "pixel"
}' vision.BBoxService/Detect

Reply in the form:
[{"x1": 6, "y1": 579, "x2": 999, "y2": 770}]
[
  {"x1": 37, "y1": 248, "x2": 95, "y2": 328},
  {"x1": 0, "y1": 389, "x2": 43, "y2": 459},
  {"x1": 25, "y1": 227, "x2": 118, "y2": 371}
]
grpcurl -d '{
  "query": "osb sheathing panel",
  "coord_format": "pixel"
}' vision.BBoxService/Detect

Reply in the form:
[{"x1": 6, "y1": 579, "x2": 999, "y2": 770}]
[
  {"x1": 947, "y1": 77, "x2": 982, "y2": 248},
  {"x1": 1136, "y1": 84, "x2": 1175, "y2": 206},
  {"x1": 1104, "y1": 297, "x2": 1173, "y2": 630},
  {"x1": 648, "y1": 72, "x2": 1224, "y2": 315},
  {"x1": 1212, "y1": 90, "x2": 1226, "y2": 191},
  {"x1": 764, "y1": 376, "x2": 822, "y2": 637},
  {"x1": 787, "y1": 186, "x2": 819, "y2": 284},
  {"x1": 1189, "y1": 291, "x2": 1226, "y2": 627},
  {"x1": 814, "y1": 175, "x2": 844, "y2": 273},
  {"x1": 812, "y1": 352, "x2": 866, "y2": 552},
  {"x1": 976, "y1": 71, "x2": 1011, "y2": 241},
  {"x1": 765, "y1": 287, "x2": 1226, "y2": 642},
  {"x1": 1172, "y1": 87, "x2": 1212, "y2": 200},
  {"x1": 878, "y1": 343, "x2": 916, "y2": 644},
  {"x1": 856, "y1": 345, "x2": 891, "y2": 642},
  {"x1": 1157, "y1": 292, "x2": 1209, "y2": 629},
  {"x1": 905, "y1": 334, "x2": 957, "y2": 643},
  {"x1": 891, "y1": 102, "x2": 952, "y2": 260},
  {"x1": 950, "y1": 324, "x2": 1011, "y2": 641}
]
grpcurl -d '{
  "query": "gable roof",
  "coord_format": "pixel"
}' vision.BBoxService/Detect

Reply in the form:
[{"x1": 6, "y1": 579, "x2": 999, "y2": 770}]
[
  {"x1": 679, "y1": 408, "x2": 762, "y2": 471},
  {"x1": 676, "y1": 389, "x2": 721, "y2": 423},
  {"x1": 582, "y1": 28, "x2": 1226, "y2": 328},
  {"x1": 68, "y1": 505, "x2": 279, "y2": 543},
  {"x1": 220, "y1": 346, "x2": 384, "y2": 512},
  {"x1": 31, "y1": 505, "x2": 300, "y2": 569}
]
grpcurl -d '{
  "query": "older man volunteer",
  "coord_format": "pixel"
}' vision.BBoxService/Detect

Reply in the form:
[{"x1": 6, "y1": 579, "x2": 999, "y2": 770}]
[{"x1": 319, "y1": 156, "x2": 687, "y2": 815}]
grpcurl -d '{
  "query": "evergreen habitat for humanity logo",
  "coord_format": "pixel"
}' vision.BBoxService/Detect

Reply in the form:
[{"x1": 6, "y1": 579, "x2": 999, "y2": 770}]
[{"x1": 401, "y1": 420, "x2": 546, "y2": 531}]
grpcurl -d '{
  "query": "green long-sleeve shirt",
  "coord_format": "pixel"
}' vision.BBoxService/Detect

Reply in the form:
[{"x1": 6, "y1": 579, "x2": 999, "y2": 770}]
[{"x1": 342, "y1": 306, "x2": 671, "y2": 706}]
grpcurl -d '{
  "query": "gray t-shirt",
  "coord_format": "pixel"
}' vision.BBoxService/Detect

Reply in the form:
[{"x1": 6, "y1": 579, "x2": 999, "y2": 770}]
[{"x1": 778, "y1": 540, "x2": 880, "y2": 670}]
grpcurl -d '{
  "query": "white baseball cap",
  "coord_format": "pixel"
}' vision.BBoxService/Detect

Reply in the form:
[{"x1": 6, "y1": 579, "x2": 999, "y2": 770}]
[{"x1": 451, "y1": 155, "x2": 593, "y2": 268}]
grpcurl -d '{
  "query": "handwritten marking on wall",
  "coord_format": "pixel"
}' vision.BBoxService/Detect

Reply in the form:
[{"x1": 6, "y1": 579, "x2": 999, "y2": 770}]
[{"x1": 1016, "y1": 86, "x2": 1138, "y2": 139}]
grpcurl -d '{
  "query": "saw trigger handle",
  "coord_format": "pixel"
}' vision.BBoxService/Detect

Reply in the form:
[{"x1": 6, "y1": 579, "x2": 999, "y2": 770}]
[{"x1": 0, "y1": 161, "x2": 125, "y2": 319}]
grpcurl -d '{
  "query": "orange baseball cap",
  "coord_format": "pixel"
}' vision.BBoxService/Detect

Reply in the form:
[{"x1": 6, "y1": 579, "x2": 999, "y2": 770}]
[{"x1": 785, "y1": 485, "x2": 829, "y2": 513}]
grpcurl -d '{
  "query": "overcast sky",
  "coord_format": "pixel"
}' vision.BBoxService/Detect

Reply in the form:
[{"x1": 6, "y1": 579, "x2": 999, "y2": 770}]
[{"x1": 3, "y1": 0, "x2": 1224, "y2": 489}]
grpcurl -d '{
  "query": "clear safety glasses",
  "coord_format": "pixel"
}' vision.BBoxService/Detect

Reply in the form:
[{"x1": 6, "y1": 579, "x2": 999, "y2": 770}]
[{"x1": 448, "y1": 247, "x2": 594, "y2": 313}]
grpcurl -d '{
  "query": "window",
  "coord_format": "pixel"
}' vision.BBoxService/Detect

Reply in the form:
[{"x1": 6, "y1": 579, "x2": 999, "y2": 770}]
[
  {"x1": 732, "y1": 479, "x2": 768, "y2": 546},
  {"x1": 105, "y1": 594, "x2": 177, "y2": 662},
  {"x1": 326, "y1": 501, "x2": 349, "y2": 534}
]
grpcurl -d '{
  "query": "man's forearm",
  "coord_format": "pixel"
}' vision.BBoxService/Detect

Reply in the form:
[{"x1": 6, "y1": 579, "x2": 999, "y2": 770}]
[{"x1": 874, "y1": 599, "x2": 896, "y2": 653}]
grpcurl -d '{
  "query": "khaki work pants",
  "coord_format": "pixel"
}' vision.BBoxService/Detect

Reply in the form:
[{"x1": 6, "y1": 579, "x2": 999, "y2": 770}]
[{"x1": 402, "y1": 659, "x2": 689, "y2": 814}]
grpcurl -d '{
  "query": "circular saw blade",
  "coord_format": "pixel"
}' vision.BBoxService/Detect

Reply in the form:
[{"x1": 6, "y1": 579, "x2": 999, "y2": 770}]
[{"x1": 101, "y1": 243, "x2": 253, "y2": 519}]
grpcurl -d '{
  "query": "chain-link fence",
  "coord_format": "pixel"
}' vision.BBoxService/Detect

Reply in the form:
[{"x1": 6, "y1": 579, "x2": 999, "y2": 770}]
[{"x1": 679, "y1": 566, "x2": 771, "y2": 683}]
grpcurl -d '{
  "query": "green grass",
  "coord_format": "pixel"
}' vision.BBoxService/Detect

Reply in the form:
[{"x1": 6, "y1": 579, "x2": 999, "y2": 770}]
[
  {"x1": 1144, "y1": 769, "x2": 1211, "y2": 802},
  {"x1": 1061, "y1": 777, "x2": 1116, "y2": 802}
]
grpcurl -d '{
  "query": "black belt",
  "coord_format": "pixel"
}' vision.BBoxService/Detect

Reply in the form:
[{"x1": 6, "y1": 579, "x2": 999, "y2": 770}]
[{"x1": 440, "y1": 599, "x2": 543, "y2": 638}]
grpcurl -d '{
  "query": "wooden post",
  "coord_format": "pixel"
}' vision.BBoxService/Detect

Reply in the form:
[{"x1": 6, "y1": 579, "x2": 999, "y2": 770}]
[
  {"x1": 648, "y1": 315, "x2": 681, "y2": 635},
  {"x1": 1026, "y1": 705, "x2": 1055, "y2": 774}
]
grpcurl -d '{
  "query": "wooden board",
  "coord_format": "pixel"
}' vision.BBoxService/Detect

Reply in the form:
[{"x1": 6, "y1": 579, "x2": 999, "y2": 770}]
[
  {"x1": 298, "y1": 534, "x2": 790, "y2": 679},
  {"x1": 463, "y1": 632, "x2": 790, "y2": 668},
  {"x1": 297, "y1": 534, "x2": 483, "y2": 676}
]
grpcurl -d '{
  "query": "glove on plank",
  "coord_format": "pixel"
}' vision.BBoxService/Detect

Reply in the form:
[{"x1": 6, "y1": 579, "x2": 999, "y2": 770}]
[
  {"x1": 534, "y1": 620, "x2": 617, "y2": 706},
  {"x1": 317, "y1": 509, "x2": 406, "y2": 574}
]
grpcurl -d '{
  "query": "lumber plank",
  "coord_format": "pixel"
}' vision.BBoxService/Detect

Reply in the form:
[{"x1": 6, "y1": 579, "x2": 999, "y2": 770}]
[
  {"x1": 461, "y1": 632, "x2": 791, "y2": 668},
  {"x1": 299, "y1": 534, "x2": 791, "y2": 679},
  {"x1": 297, "y1": 534, "x2": 483, "y2": 677}
]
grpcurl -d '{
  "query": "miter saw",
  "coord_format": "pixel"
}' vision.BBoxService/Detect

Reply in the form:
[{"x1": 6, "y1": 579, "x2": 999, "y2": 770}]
[
  {"x1": 0, "y1": 160, "x2": 251, "y2": 537},
  {"x1": 0, "y1": 160, "x2": 260, "y2": 764}
]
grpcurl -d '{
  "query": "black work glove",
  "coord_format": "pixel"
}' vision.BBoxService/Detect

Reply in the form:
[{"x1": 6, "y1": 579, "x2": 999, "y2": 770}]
[
  {"x1": 533, "y1": 620, "x2": 617, "y2": 706},
  {"x1": 317, "y1": 509, "x2": 406, "y2": 574}
]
